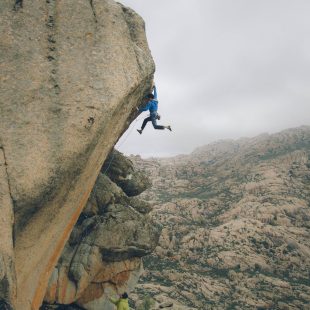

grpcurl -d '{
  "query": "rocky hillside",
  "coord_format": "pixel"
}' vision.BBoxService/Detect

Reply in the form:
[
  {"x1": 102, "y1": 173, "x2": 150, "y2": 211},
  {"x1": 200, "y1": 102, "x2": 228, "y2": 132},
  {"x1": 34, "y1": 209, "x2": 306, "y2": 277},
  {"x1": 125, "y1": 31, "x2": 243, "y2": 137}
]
[
  {"x1": 0, "y1": 1, "x2": 155, "y2": 309},
  {"x1": 130, "y1": 126, "x2": 310, "y2": 310}
]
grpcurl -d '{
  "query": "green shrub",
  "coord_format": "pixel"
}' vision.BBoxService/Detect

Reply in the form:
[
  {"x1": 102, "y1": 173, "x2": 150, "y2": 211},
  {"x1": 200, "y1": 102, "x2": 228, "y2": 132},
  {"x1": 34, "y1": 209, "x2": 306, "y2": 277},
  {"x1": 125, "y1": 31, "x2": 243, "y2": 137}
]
[{"x1": 137, "y1": 296, "x2": 155, "y2": 310}]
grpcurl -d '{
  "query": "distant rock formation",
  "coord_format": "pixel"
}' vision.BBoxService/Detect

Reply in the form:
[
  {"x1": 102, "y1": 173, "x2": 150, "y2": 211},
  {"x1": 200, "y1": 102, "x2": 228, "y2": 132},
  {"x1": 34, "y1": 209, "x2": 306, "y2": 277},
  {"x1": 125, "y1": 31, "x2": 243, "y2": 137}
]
[
  {"x1": 0, "y1": 0, "x2": 154, "y2": 309},
  {"x1": 42, "y1": 150, "x2": 160, "y2": 309},
  {"x1": 131, "y1": 126, "x2": 310, "y2": 310}
]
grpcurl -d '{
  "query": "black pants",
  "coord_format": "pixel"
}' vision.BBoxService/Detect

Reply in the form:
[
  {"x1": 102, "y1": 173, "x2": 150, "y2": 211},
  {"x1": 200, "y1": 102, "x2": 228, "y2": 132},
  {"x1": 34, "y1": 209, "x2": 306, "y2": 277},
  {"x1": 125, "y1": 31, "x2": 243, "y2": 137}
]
[{"x1": 141, "y1": 113, "x2": 165, "y2": 130}]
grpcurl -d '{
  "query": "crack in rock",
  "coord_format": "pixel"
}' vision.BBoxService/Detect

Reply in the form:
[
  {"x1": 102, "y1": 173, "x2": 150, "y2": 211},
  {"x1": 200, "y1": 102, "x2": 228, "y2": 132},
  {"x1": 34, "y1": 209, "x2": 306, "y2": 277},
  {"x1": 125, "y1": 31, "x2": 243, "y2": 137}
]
[
  {"x1": 89, "y1": 0, "x2": 98, "y2": 23},
  {"x1": 0, "y1": 147, "x2": 15, "y2": 208}
]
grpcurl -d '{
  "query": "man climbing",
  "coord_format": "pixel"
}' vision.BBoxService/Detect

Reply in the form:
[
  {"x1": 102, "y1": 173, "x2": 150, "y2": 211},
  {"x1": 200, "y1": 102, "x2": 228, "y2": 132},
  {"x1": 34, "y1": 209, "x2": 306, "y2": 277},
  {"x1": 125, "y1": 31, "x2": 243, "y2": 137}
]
[
  {"x1": 137, "y1": 84, "x2": 172, "y2": 134},
  {"x1": 109, "y1": 292, "x2": 130, "y2": 310}
]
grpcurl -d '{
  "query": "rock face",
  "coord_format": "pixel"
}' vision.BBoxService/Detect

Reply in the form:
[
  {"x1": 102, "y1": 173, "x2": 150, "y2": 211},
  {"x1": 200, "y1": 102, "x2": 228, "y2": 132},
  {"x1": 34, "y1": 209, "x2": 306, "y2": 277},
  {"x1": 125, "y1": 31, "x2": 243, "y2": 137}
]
[
  {"x1": 102, "y1": 150, "x2": 152, "y2": 197},
  {"x1": 0, "y1": 1, "x2": 154, "y2": 308},
  {"x1": 131, "y1": 126, "x2": 310, "y2": 310},
  {"x1": 42, "y1": 150, "x2": 160, "y2": 309}
]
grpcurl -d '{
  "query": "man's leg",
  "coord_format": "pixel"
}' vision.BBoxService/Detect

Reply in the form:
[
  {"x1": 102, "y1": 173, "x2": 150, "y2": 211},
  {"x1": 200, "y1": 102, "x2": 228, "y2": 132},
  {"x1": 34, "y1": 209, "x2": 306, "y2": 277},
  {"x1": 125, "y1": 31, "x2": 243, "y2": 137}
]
[
  {"x1": 141, "y1": 116, "x2": 152, "y2": 130},
  {"x1": 137, "y1": 116, "x2": 152, "y2": 134},
  {"x1": 151, "y1": 115, "x2": 165, "y2": 130}
]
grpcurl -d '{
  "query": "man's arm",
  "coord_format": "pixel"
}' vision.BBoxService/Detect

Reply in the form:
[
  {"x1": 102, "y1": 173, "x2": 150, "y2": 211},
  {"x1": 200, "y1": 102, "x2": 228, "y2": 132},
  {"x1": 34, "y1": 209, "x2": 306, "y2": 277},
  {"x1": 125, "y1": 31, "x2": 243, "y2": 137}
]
[{"x1": 109, "y1": 297, "x2": 118, "y2": 305}]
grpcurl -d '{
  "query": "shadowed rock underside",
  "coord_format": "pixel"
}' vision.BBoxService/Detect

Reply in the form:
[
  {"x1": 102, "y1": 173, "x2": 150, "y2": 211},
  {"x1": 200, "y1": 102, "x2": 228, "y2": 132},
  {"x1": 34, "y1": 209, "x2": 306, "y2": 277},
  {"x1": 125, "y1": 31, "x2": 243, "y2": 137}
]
[{"x1": 42, "y1": 150, "x2": 160, "y2": 309}]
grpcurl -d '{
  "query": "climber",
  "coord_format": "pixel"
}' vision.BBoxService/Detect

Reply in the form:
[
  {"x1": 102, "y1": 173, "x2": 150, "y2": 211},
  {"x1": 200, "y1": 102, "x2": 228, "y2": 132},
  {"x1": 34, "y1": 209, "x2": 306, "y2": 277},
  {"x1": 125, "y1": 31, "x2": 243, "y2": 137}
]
[
  {"x1": 137, "y1": 84, "x2": 172, "y2": 134},
  {"x1": 109, "y1": 292, "x2": 130, "y2": 310}
]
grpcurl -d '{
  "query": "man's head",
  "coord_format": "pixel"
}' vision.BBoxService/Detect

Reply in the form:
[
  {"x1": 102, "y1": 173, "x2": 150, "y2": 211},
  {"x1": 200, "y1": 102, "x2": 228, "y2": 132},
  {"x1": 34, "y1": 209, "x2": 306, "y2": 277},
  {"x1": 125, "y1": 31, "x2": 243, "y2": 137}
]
[{"x1": 121, "y1": 292, "x2": 128, "y2": 299}]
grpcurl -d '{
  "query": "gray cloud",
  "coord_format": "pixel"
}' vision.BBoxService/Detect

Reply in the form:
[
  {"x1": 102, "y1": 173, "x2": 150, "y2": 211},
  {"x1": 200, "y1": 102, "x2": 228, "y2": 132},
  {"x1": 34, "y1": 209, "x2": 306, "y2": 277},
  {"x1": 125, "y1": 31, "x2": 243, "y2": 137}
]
[{"x1": 117, "y1": 0, "x2": 310, "y2": 157}]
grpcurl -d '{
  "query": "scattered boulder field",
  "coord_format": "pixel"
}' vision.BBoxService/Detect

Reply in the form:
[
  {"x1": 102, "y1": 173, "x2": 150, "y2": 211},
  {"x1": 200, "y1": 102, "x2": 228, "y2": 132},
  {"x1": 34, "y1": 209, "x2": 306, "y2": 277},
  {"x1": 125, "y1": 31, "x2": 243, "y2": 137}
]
[{"x1": 131, "y1": 126, "x2": 310, "y2": 310}]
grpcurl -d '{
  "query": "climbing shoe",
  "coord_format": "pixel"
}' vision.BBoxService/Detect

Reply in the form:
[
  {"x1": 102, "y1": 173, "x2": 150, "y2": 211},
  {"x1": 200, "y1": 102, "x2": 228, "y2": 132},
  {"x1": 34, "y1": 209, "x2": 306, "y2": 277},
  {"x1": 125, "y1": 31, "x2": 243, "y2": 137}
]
[
  {"x1": 167, "y1": 126, "x2": 172, "y2": 131},
  {"x1": 137, "y1": 129, "x2": 142, "y2": 134}
]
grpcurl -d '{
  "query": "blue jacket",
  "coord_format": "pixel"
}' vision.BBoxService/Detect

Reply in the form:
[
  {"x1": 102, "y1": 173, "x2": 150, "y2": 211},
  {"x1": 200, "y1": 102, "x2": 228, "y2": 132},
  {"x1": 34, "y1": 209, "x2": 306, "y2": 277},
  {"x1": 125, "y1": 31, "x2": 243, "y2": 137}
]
[{"x1": 139, "y1": 86, "x2": 158, "y2": 113}]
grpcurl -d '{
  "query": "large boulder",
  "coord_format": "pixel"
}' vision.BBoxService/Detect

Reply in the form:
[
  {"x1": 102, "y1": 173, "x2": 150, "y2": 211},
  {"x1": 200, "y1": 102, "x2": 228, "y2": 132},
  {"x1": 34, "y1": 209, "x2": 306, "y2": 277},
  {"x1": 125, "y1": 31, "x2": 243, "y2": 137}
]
[
  {"x1": 102, "y1": 150, "x2": 152, "y2": 196},
  {"x1": 0, "y1": 0, "x2": 155, "y2": 308}
]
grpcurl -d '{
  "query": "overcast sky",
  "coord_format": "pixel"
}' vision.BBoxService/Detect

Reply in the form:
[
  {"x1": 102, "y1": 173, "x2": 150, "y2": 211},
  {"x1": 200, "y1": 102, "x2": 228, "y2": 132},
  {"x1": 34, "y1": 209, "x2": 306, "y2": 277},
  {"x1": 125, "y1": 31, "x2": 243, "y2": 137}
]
[{"x1": 117, "y1": 0, "x2": 310, "y2": 158}]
